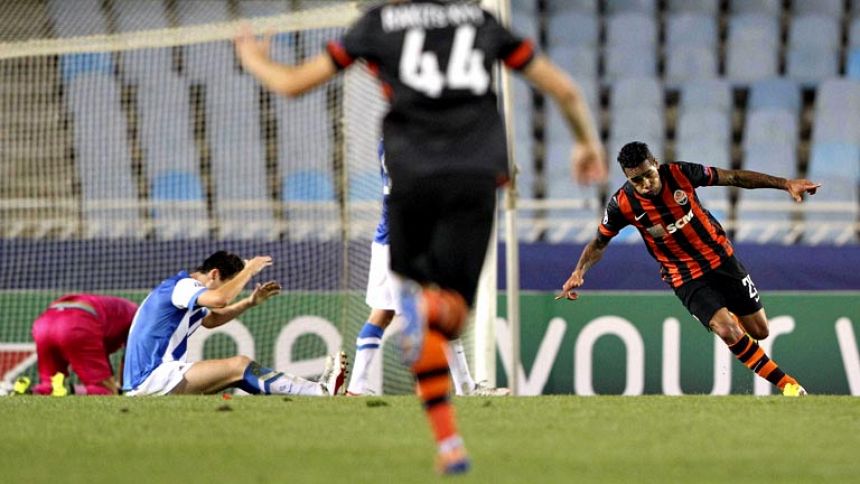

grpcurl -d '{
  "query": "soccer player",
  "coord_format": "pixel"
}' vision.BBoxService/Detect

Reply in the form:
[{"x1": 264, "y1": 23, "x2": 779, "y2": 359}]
[
  {"x1": 347, "y1": 140, "x2": 510, "y2": 397},
  {"x1": 31, "y1": 294, "x2": 138, "y2": 395},
  {"x1": 122, "y1": 250, "x2": 347, "y2": 397},
  {"x1": 559, "y1": 141, "x2": 820, "y2": 396},
  {"x1": 236, "y1": 1, "x2": 604, "y2": 473}
]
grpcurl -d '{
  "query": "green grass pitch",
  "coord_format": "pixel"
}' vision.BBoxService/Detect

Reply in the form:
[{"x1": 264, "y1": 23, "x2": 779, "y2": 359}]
[{"x1": 1, "y1": 395, "x2": 859, "y2": 483}]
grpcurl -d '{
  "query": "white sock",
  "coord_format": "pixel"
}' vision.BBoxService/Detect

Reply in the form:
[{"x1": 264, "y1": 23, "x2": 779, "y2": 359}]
[
  {"x1": 268, "y1": 374, "x2": 325, "y2": 396},
  {"x1": 447, "y1": 339, "x2": 475, "y2": 396},
  {"x1": 347, "y1": 321, "x2": 385, "y2": 395}
]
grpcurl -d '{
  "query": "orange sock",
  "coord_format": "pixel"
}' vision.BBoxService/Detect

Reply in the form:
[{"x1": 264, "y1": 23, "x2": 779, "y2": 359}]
[
  {"x1": 423, "y1": 289, "x2": 468, "y2": 339},
  {"x1": 412, "y1": 329, "x2": 458, "y2": 443},
  {"x1": 728, "y1": 333, "x2": 796, "y2": 390}
]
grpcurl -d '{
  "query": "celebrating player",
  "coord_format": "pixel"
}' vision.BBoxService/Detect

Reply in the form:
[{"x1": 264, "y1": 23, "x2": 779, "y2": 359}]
[
  {"x1": 347, "y1": 141, "x2": 510, "y2": 398},
  {"x1": 236, "y1": 1, "x2": 604, "y2": 474},
  {"x1": 122, "y1": 250, "x2": 347, "y2": 397},
  {"x1": 559, "y1": 141, "x2": 820, "y2": 396},
  {"x1": 31, "y1": 293, "x2": 138, "y2": 395}
]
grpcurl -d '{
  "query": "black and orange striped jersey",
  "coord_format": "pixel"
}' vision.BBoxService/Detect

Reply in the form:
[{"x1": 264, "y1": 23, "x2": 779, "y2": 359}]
[
  {"x1": 326, "y1": 1, "x2": 535, "y2": 182},
  {"x1": 598, "y1": 162, "x2": 734, "y2": 288}
]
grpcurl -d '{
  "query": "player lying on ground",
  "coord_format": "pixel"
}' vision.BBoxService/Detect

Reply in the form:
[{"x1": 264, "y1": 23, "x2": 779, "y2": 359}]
[
  {"x1": 559, "y1": 141, "x2": 820, "y2": 396},
  {"x1": 347, "y1": 141, "x2": 510, "y2": 397},
  {"x1": 236, "y1": 1, "x2": 604, "y2": 474},
  {"x1": 31, "y1": 294, "x2": 138, "y2": 395},
  {"x1": 123, "y1": 251, "x2": 347, "y2": 396}
]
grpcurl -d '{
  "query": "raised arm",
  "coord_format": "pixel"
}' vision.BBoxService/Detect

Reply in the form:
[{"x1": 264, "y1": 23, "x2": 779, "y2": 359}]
[
  {"x1": 203, "y1": 281, "x2": 281, "y2": 329},
  {"x1": 713, "y1": 168, "x2": 820, "y2": 202},
  {"x1": 234, "y1": 27, "x2": 338, "y2": 97},
  {"x1": 197, "y1": 256, "x2": 273, "y2": 309},
  {"x1": 557, "y1": 236, "x2": 610, "y2": 301},
  {"x1": 522, "y1": 55, "x2": 607, "y2": 184}
]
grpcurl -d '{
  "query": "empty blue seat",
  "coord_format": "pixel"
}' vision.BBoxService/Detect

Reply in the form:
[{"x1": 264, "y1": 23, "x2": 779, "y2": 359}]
[
  {"x1": 789, "y1": 14, "x2": 840, "y2": 50},
  {"x1": 547, "y1": 11, "x2": 598, "y2": 47},
  {"x1": 730, "y1": 0, "x2": 782, "y2": 15},
  {"x1": 742, "y1": 142, "x2": 797, "y2": 175},
  {"x1": 675, "y1": 139, "x2": 731, "y2": 168},
  {"x1": 548, "y1": 44, "x2": 598, "y2": 80},
  {"x1": 748, "y1": 78, "x2": 801, "y2": 113},
  {"x1": 680, "y1": 79, "x2": 733, "y2": 114},
  {"x1": 137, "y1": 74, "x2": 198, "y2": 175},
  {"x1": 607, "y1": 13, "x2": 658, "y2": 47},
  {"x1": 816, "y1": 79, "x2": 860, "y2": 113},
  {"x1": 808, "y1": 143, "x2": 860, "y2": 180},
  {"x1": 510, "y1": 9, "x2": 538, "y2": 40},
  {"x1": 151, "y1": 171, "x2": 204, "y2": 201},
  {"x1": 612, "y1": 109, "x2": 664, "y2": 141},
  {"x1": 677, "y1": 110, "x2": 731, "y2": 144},
  {"x1": 150, "y1": 171, "x2": 209, "y2": 240},
  {"x1": 545, "y1": 0, "x2": 596, "y2": 14},
  {"x1": 120, "y1": 48, "x2": 173, "y2": 85},
  {"x1": 793, "y1": 0, "x2": 843, "y2": 18},
  {"x1": 606, "y1": 0, "x2": 656, "y2": 14},
  {"x1": 728, "y1": 14, "x2": 779, "y2": 46},
  {"x1": 605, "y1": 45, "x2": 657, "y2": 81},
  {"x1": 851, "y1": 18, "x2": 860, "y2": 48},
  {"x1": 238, "y1": 0, "x2": 287, "y2": 18},
  {"x1": 726, "y1": 40, "x2": 778, "y2": 84},
  {"x1": 787, "y1": 47, "x2": 839, "y2": 87},
  {"x1": 612, "y1": 77, "x2": 662, "y2": 111},
  {"x1": 847, "y1": 49, "x2": 860, "y2": 80},
  {"x1": 665, "y1": 45, "x2": 718, "y2": 85},
  {"x1": 667, "y1": 13, "x2": 718, "y2": 48},
  {"x1": 48, "y1": 0, "x2": 107, "y2": 36},
  {"x1": 112, "y1": 0, "x2": 168, "y2": 31},
  {"x1": 511, "y1": 0, "x2": 539, "y2": 15},
  {"x1": 175, "y1": 0, "x2": 229, "y2": 25},
  {"x1": 668, "y1": 0, "x2": 719, "y2": 14},
  {"x1": 813, "y1": 112, "x2": 860, "y2": 145},
  {"x1": 744, "y1": 111, "x2": 799, "y2": 148},
  {"x1": 349, "y1": 171, "x2": 384, "y2": 202},
  {"x1": 282, "y1": 170, "x2": 335, "y2": 202},
  {"x1": 61, "y1": 54, "x2": 114, "y2": 83}
]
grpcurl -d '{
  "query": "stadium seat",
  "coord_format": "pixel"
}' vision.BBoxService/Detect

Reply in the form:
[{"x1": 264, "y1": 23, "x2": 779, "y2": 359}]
[
  {"x1": 744, "y1": 111, "x2": 799, "y2": 149},
  {"x1": 677, "y1": 110, "x2": 731, "y2": 145},
  {"x1": 547, "y1": 11, "x2": 599, "y2": 47},
  {"x1": 741, "y1": 141, "x2": 797, "y2": 176},
  {"x1": 605, "y1": 0, "x2": 656, "y2": 14},
  {"x1": 847, "y1": 49, "x2": 860, "y2": 80},
  {"x1": 281, "y1": 170, "x2": 339, "y2": 241},
  {"x1": 137, "y1": 74, "x2": 198, "y2": 175},
  {"x1": 612, "y1": 109, "x2": 665, "y2": 143},
  {"x1": 120, "y1": 48, "x2": 174, "y2": 85},
  {"x1": 607, "y1": 13, "x2": 658, "y2": 48},
  {"x1": 206, "y1": 74, "x2": 277, "y2": 240},
  {"x1": 66, "y1": 72, "x2": 143, "y2": 238},
  {"x1": 150, "y1": 171, "x2": 209, "y2": 240},
  {"x1": 665, "y1": 45, "x2": 718, "y2": 85},
  {"x1": 605, "y1": 45, "x2": 657, "y2": 82},
  {"x1": 813, "y1": 113, "x2": 860, "y2": 145},
  {"x1": 730, "y1": 0, "x2": 782, "y2": 16},
  {"x1": 786, "y1": 48, "x2": 839, "y2": 87},
  {"x1": 237, "y1": 0, "x2": 288, "y2": 18},
  {"x1": 112, "y1": 0, "x2": 169, "y2": 31},
  {"x1": 544, "y1": 0, "x2": 597, "y2": 14},
  {"x1": 276, "y1": 88, "x2": 332, "y2": 177},
  {"x1": 547, "y1": 44, "x2": 598, "y2": 80},
  {"x1": 348, "y1": 170, "x2": 383, "y2": 202},
  {"x1": 726, "y1": 40, "x2": 778, "y2": 84},
  {"x1": 789, "y1": 14, "x2": 840, "y2": 50},
  {"x1": 679, "y1": 79, "x2": 733, "y2": 114},
  {"x1": 666, "y1": 13, "x2": 718, "y2": 48},
  {"x1": 816, "y1": 79, "x2": 860, "y2": 113},
  {"x1": 801, "y1": 175, "x2": 858, "y2": 246},
  {"x1": 511, "y1": 0, "x2": 539, "y2": 15},
  {"x1": 510, "y1": 8, "x2": 538, "y2": 40},
  {"x1": 48, "y1": 0, "x2": 107, "y2": 36},
  {"x1": 748, "y1": 78, "x2": 801, "y2": 113},
  {"x1": 793, "y1": 0, "x2": 843, "y2": 18},
  {"x1": 60, "y1": 54, "x2": 115, "y2": 83},
  {"x1": 611, "y1": 77, "x2": 663, "y2": 112},
  {"x1": 674, "y1": 139, "x2": 731, "y2": 168},
  {"x1": 851, "y1": 18, "x2": 860, "y2": 48},
  {"x1": 175, "y1": 0, "x2": 230, "y2": 25},
  {"x1": 728, "y1": 14, "x2": 779, "y2": 47},
  {"x1": 667, "y1": 0, "x2": 719, "y2": 14},
  {"x1": 808, "y1": 143, "x2": 860, "y2": 180}
]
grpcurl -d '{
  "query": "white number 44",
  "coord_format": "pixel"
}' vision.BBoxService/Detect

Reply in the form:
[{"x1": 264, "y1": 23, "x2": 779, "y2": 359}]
[{"x1": 400, "y1": 25, "x2": 490, "y2": 98}]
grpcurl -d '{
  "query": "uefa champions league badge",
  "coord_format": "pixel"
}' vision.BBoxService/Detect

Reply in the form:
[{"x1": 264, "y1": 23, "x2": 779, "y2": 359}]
[{"x1": 673, "y1": 190, "x2": 688, "y2": 205}]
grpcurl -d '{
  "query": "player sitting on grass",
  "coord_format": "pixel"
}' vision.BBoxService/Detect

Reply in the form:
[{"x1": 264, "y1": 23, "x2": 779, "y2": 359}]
[
  {"x1": 31, "y1": 293, "x2": 138, "y2": 395},
  {"x1": 559, "y1": 142, "x2": 819, "y2": 396},
  {"x1": 347, "y1": 141, "x2": 510, "y2": 397},
  {"x1": 122, "y1": 251, "x2": 347, "y2": 396}
]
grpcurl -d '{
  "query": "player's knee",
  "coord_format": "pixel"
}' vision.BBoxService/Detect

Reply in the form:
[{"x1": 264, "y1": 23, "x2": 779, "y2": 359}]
[
  {"x1": 230, "y1": 355, "x2": 253, "y2": 377},
  {"x1": 747, "y1": 325, "x2": 769, "y2": 340},
  {"x1": 709, "y1": 316, "x2": 742, "y2": 343}
]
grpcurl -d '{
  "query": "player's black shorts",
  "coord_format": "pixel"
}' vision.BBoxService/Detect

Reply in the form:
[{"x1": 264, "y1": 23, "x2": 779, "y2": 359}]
[
  {"x1": 672, "y1": 255, "x2": 763, "y2": 329},
  {"x1": 387, "y1": 173, "x2": 497, "y2": 308}
]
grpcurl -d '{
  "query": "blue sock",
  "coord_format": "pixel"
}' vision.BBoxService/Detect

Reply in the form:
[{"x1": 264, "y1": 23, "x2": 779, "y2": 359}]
[
  {"x1": 357, "y1": 322, "x2": 385, "y2": 348},
  {"x1": 237, "y1": 361, "x2": 283, "y2": 395},
  {"x1": 346, "y1": 322, "x2": 386, "y2": 395}
]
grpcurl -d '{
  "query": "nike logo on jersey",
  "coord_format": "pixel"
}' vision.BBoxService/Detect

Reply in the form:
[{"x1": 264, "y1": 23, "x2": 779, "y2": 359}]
[{"x1": 635, "y1": 212, "x2": 647, "y2": 221}]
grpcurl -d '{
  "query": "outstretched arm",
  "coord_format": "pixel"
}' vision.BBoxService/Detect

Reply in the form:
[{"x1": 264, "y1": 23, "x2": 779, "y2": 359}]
[
  {"x1": 522, "y1": 56, "x2": 606, "y2": 185},
  {"x1": 557, "y1": 236, "x2": 610, "y2": 301},
  {"x1": 203, "y1": 281, "x2": 281, "y2": 328},
  {"x1": 235, "y1": 27, "x2": 338, "y2": 96},
  {"x1": 713, "y1": 168, "x2": 820, "y2": 202}
]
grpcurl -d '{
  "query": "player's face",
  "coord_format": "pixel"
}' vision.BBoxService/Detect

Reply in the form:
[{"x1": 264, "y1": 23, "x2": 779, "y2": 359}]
[{"x1": 624, "y1": 159, "x2": 661, "y2": 196}]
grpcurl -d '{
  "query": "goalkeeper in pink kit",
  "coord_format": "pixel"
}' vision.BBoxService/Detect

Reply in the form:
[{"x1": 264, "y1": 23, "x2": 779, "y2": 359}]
[{"x1": 31, "y1": 294, "x2": 138, "y2": 395}]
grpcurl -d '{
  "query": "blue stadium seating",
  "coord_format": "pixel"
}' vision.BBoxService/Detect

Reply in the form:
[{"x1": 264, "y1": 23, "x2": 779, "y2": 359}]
[
  {"x1": 544, "y1": 0, "x2": 596, "y2": 14},
  {"x1": 789, "y1": 14, "x2": 840, "y2": 50},
  {"x1": 151, "y1": 171, "x2": 204, "y2": 201},
  {"x1": 808, "y1": 143, "x2": 860, "y2": 180},
  {"x1": 666, "y1": 13, "x2": 718, "y2": 47},
  {"x1": 744, "y1": 111, "x2": 799, "y2": 148},
  {"x1": 548, "y1": 44, "x2": 598, "y2": 80},
  {"x1": 802, "y1": 175, "x2": 858, "y2": 245},
  {"x1": 605, "y1": 44, "x2": 658, "y2": 81},
  {"x1": 607, "y1": 13, "x2": 658, "y2": 47},
  {"x1": 847, "y1": 49, "x2": 860, "y2": 80},
  {"x1": 606, "y1": 0, "x2": 656, "y2": 14},
  {"x1": 728, "y1": 13, "x2": 780, "y2": 46},
  {"x1": 674, "y1": 139, "x2": 731, "y2": 168},
  {"x1": 150, "y1": 171, "x2": 209, "y2": 240},
  {"x1": 680, "y1": 79, "x2": 733, "y2": 114},
  {"x1": 665, "y1": 45, "x2": 718, "y2": 85},
  {"x1": 547, "y1": 11, "x2": 599, "y2": 47},
  {"x1": 748, "y1": 78, "x2": 801, "y2": 113},
  {"x1": 730, "y1": 0, "x2": 782, "y2": 16},
  {"x1": 112, "y1": 0, "x2": 169, "y2": 31},
  {"x1": 237, "y1": 0, "x2": 288, "y2": 18},
  {"x1": 793, "y1": 0, "x2": 844, "y2": 18},
  {"x1": 787, "y1": 48, "x2": 839, "y2": 87},
  {"x1": 667, "y1": 0, "x2": 719, "y2": 14},
  {"x1": 851, "y1": 18, "x2": 860, "y2": 47},
  {"x1": 612, "y1": 77, "x2": 663, "y2": 112},
  {"x1": 677, "y1": 110, "x2": 732, "y2": 145},
  {"x1": 741, "y1": 141, "x2": 798, "y2": 175}
]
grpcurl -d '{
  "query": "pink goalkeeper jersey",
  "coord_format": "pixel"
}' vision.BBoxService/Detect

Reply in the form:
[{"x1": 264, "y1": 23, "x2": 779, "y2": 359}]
[{"x1": 48, "y1": 294, "x2": 139, "y2": 353}]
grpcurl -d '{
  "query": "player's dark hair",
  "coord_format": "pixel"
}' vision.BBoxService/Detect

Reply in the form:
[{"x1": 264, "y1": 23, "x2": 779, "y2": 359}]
[
  {"x1": 196, "y1": 251, "x2": 245, "y2": 280},
  {"x1": 617, "y1": 141, "x2": 655, "y2": 170}
]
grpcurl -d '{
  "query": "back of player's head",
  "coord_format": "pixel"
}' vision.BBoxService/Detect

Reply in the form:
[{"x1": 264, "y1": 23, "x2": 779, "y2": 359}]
[
  {"x1": 196, "y1": 251, "x2": 245, "y2": 280},
  {"x1": 617, "y1": 141, "x2": 655, "y2": 169}
]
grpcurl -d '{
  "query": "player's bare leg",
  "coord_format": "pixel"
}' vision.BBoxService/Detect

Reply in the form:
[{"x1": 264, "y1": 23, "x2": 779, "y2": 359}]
[
  {"x1": 709, "y1": 308, "x2": 805, "y2": 396},
  {"x1": 737, "y1": 308, "x2": 770, "y2": 341}
]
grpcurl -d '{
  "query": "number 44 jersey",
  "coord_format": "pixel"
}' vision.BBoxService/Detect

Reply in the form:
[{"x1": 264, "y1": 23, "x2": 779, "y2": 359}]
[{"x1": 327, "y1": 0, "x2": 536, "y2": 183}]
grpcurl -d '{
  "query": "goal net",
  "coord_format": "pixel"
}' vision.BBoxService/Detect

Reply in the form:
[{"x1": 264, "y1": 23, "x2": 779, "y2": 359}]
[{"x1": 0, "y1": 0, "x2": 482, "y2": 395}]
